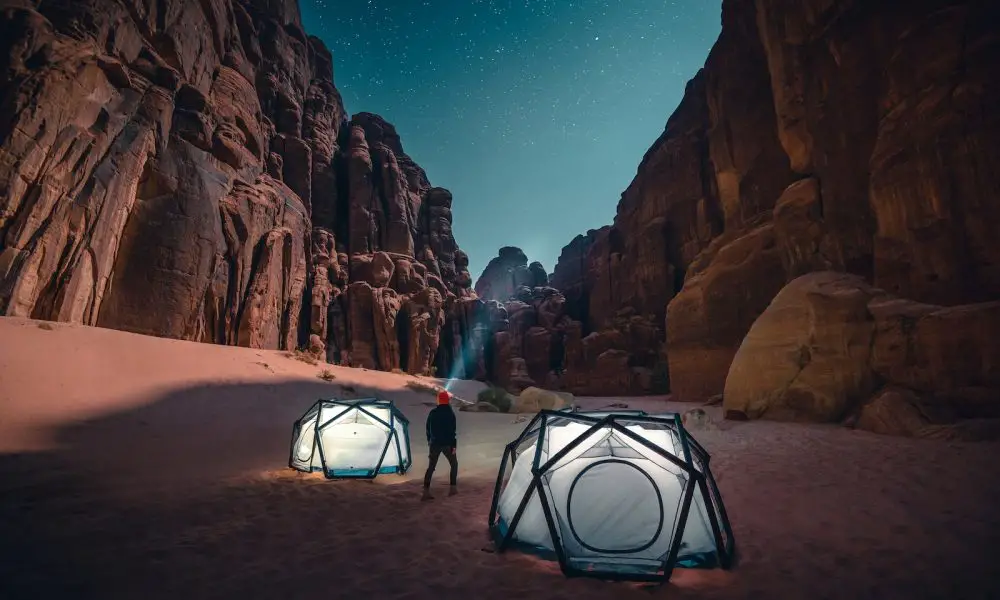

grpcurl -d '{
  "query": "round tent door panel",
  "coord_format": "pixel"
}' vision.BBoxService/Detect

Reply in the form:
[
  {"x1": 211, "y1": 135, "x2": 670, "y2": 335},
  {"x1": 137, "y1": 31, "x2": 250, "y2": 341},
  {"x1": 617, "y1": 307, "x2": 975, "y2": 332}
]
[
  {"x1": 294, "y1": 424, "x2": 317, "y2": 462},
  {"x1": 294, "y1": 439, "x2": 313, "y2": 462},
  {"x1": 566, "y1": 459, "x2": 665, "y2": 554}
]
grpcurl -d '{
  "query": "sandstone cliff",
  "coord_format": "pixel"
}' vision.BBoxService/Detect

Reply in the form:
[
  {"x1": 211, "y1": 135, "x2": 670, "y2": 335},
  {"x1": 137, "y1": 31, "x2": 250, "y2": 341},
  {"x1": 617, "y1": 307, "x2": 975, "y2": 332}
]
[
  {"x1": 0, "y1": 0, "x2": 473, "y2": 373},
  {"x1": 515, "y1": 0, "x2": 1000, "y2": 401},
  {"x1": 5, "y1": 0, "x2": 998, "y2": 405},
  {"x1": 724, "y1": 272, "x2": 1000, "y2": 439}
]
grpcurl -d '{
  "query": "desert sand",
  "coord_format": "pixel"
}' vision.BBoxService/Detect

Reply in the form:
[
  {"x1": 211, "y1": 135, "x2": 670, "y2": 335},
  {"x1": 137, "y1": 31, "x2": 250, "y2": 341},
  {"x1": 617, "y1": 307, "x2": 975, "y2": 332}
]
[{"x1": 1, "y1": 316, "x2": 998, "y2": 600}]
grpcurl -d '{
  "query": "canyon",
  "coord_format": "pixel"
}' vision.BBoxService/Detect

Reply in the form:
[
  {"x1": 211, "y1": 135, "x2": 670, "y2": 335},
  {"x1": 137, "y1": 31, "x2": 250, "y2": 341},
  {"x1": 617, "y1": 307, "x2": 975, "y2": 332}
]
[
  {"x1": 473, "y1": 0, "x2": 1000, "y2": 433},
  {"x1": 2, "y1": 0, "x2": 998, "y2": 434}
]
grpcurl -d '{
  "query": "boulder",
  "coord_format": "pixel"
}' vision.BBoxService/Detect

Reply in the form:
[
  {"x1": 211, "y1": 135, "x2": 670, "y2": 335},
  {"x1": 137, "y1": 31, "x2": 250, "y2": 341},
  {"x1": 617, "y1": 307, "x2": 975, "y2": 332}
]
[
  {"x1": 854, "y1": 386, "x2": 953, "y2": 438},
  {"x1": 725, "y1": 271, "x2": 1000, "y2": 426},
  {"x1": 869, "y1": 299, "x2": 1000, "y2": 419},
  {"x1": 476, "y1": 387, "x2": 513, "y2": 413},
  {"x1": 681, "y1": 407, "x2": 717, "y2": 431},
  {"x1": 511, "y1": 387, "x2": 573, "y2": 414},
  {"x1": 723, "y1": 272, "x2": 884, "y2": 422},
  {"x1": 855, "y1": 386, "x2": 1000, "y2": 442}
]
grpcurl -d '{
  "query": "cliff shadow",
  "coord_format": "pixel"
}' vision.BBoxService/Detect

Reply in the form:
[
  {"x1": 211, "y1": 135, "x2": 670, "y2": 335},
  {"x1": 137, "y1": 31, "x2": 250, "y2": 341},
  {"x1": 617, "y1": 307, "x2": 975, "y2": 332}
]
[
  {"x1": 0, "y1": 378, "x2": 552, "y2": 600},
  {"x1": 0, "y1": 379, "x2": 398, "y2": 598}
]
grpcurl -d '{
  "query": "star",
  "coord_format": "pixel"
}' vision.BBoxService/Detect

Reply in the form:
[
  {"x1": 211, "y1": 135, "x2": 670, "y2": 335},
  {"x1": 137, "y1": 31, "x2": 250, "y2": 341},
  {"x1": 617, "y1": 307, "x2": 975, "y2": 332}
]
[{"x1": 299, "y1": 0, "x2": 723, "y2": 279}]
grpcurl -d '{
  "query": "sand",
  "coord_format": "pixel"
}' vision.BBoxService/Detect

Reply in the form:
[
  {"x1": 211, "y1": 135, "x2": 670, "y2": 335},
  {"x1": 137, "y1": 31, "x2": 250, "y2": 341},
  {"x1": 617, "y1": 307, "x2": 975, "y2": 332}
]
[{"x1": 1, "y1": 315, "x2": 998, "y2": 600}]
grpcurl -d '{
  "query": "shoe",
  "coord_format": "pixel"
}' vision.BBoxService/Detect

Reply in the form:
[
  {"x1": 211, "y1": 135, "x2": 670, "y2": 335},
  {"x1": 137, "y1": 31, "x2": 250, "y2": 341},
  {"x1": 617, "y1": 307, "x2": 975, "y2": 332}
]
[
  {"x1": 448, "y1": 485, "x2": 458, "y2": 497},
  {"x1": 421, "y1": 488, "x2": 434, "y2": 501}
]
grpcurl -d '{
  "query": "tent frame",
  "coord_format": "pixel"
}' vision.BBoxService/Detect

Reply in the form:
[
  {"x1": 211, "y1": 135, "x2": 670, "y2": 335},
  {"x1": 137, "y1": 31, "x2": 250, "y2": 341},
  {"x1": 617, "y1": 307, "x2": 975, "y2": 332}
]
[
  {"x1": 288, "y1": 397, "x2": 412, "y2": 480},
  {"x1": 487, "y1": 409, "x2": 735, "y2": 584}
]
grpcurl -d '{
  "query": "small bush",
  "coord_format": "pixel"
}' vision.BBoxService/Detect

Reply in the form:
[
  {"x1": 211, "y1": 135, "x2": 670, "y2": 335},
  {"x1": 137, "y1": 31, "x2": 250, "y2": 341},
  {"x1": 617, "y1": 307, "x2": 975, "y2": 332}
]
[
  {"x1": 317, "y1": 369, "x2": 336, "y2": 382},
  {"x1": 478, "y1": 387, "x2": 513, "y2": 413},
  {"x1": 286, "y1": 349, "x2": 320, "y2": 366}
]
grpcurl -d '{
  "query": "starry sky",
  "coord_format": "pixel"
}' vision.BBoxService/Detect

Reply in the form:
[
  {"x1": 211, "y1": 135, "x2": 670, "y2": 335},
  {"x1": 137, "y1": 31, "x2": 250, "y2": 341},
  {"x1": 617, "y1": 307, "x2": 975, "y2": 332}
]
[{"x1": 300, "y1": 0, "x2": 722, "y2": 281}]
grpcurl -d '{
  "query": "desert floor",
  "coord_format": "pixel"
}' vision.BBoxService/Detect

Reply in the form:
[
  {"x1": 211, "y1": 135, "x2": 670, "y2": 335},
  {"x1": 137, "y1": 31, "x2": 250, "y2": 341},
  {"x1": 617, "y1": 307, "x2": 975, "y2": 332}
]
[{"x1": 1, "y1": 316, "x2": 998, "y2": 600}]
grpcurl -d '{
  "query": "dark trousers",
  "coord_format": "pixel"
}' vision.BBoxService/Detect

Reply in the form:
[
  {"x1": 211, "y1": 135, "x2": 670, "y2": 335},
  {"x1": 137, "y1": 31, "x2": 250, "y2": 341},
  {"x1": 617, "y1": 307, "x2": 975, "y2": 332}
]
[{"x1": 423, "y1": 444, "x2": 458, "y2": 488}]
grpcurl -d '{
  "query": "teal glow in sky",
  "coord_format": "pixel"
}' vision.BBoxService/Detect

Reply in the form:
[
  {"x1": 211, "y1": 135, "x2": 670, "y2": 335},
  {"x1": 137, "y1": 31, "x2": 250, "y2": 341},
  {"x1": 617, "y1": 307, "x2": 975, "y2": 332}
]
[{"x1": 300, "y1": 0, "x2": 722, "y2": 281}]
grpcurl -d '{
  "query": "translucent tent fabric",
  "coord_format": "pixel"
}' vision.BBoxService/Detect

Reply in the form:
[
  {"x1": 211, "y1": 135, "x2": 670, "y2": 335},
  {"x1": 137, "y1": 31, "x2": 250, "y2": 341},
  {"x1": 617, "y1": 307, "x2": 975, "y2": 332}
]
[
  {"x1": 289, "y1": 398, "x2": 411, "y2": 479},
  {"x1": 488, "y1": 409, "x2": 734, "y2": 583}
]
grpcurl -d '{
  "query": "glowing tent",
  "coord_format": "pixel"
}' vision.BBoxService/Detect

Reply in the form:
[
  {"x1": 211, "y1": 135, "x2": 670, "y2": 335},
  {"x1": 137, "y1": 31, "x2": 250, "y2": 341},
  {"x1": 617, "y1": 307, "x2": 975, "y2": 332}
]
[
  {"x1": 289, "y1": 397, "x2": 411, "y2": 479},
  {"x1": 488, "y1": 409, "x2": 734, "y2": 582}
]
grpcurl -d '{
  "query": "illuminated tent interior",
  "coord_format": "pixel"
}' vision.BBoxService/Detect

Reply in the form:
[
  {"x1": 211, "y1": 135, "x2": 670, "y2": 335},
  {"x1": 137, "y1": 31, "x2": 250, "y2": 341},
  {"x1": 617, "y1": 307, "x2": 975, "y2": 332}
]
[
  {"x1": 289, "y1": 397, "x2": 411, "y2": 479},
  {"x1": 488, "y1": 409, "x2": 734, "y2": 582}
]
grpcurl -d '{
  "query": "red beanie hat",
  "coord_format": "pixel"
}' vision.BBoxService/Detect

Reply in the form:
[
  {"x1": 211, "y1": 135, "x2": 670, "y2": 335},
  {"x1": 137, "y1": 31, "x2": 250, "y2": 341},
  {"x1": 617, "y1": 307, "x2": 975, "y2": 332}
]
[{"x1": 437, "y1": 390, "x2": 450, "y2": 405}]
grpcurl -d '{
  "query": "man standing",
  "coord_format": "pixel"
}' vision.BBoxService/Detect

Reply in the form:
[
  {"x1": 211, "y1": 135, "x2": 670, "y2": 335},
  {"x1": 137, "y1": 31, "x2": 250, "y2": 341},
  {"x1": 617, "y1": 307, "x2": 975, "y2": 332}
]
[{"x1": 422, "y1": 390, "x2": 458, "y2": 500}]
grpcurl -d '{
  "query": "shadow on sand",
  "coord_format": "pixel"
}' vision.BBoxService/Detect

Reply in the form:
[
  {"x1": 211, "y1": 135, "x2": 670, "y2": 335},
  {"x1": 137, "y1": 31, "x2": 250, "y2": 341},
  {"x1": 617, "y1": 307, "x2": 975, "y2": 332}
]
[
  {"x1": 6, "y1": 379, "x2": 1000, "y2": 600},
  {"x1": 0, "y1": 380, "x2": 631, "y2": 600}
]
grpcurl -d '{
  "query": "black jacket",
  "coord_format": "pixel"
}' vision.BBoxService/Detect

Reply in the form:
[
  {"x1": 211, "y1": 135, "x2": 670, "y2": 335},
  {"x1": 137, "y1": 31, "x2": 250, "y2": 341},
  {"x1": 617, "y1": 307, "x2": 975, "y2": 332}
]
[{"x1": 426, "y1": 405, "x2": 457, "y2": 447}]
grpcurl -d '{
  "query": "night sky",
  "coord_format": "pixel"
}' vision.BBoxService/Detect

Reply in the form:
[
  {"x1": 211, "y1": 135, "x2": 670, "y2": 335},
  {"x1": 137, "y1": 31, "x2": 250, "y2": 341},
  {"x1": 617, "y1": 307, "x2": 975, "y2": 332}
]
[{"x1": 299, "y1": 0, "x2": 722, "y2": 281}]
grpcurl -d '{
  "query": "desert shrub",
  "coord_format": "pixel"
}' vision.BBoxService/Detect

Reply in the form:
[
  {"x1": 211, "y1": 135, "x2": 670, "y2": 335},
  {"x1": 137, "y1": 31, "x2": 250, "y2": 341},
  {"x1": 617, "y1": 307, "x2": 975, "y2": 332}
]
[
  {"x1": 286, "y1": 349, "x2": 320, "y2": 366},
  {"x1": 317, "y1": 369, "x2": 336, "y2": 381},
  {"x1": 478, "y1": 386, "x2": 513, "y2": 413}
]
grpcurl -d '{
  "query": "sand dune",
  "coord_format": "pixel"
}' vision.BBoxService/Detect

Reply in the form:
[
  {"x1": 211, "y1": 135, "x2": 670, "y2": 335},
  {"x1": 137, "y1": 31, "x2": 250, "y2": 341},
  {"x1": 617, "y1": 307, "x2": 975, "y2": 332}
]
[{"x1": 1, "y1": 316, "x2": 998, "y2": 600}]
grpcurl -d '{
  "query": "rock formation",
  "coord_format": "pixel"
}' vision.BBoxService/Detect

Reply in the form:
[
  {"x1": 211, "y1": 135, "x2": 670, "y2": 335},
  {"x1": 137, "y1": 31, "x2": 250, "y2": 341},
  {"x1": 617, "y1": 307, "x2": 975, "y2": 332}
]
[
  {"x1": 4, "y1": 0, "x2": 997, "y2": 409},
  {"x1": 519, "y1": 0, "x2": 999, "y2": 400},
  {"x1": 474, "y1": 246, "x2": 547, "y2": 302},
  {"x1": 469, "y1": 243, "x2": 660, "y2": 395},
  {"x1": 0, "y1": 0, "x2": 472, "y2": 374},
  {"x1": 724, "y1": 272, "x2": 1000, "y2": 438}
]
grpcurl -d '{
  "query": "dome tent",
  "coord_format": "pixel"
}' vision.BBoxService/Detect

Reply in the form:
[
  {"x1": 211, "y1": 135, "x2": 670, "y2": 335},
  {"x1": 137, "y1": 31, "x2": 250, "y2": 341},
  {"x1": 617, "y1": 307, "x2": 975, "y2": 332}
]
[
  {"x1": 487, "y1": 409, "x2": 734, "y2": 583},
  {"x1": 289, "y1": 397, "x2": 411, "y2": 479}
]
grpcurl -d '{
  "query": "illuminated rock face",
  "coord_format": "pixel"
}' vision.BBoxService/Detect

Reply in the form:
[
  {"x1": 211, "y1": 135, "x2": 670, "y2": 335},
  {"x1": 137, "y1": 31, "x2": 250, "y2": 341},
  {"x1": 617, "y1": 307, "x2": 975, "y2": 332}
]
[
  {"x1": 723, "y1": 271, "x2": 1000, "y2": 439},
  {"x1": 0, "y1": 0, "x2": 472, "y2": 374}
]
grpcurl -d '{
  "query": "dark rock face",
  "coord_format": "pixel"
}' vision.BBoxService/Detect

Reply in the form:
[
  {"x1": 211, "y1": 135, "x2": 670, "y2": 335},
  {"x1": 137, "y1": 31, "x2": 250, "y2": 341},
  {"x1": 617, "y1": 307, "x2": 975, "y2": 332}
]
[
  {"x1": 0, "y1": 0, "x2": 472, "y2": 374},
  {"x1": 472, "y1": 246, "x2": 660, "y2": 395},
  {"x1": 548, "y1": 228, "x2": 605, "y2": 325},
  {"x1": 474, "y1": 246, "x2": 547, "y2": 302},
  {"x1": 525, "y1": 0, "x2": 1000, "y2": 398},
  {"x1": 435, "y1": 294, "x2": 508, "y2": 382}
]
